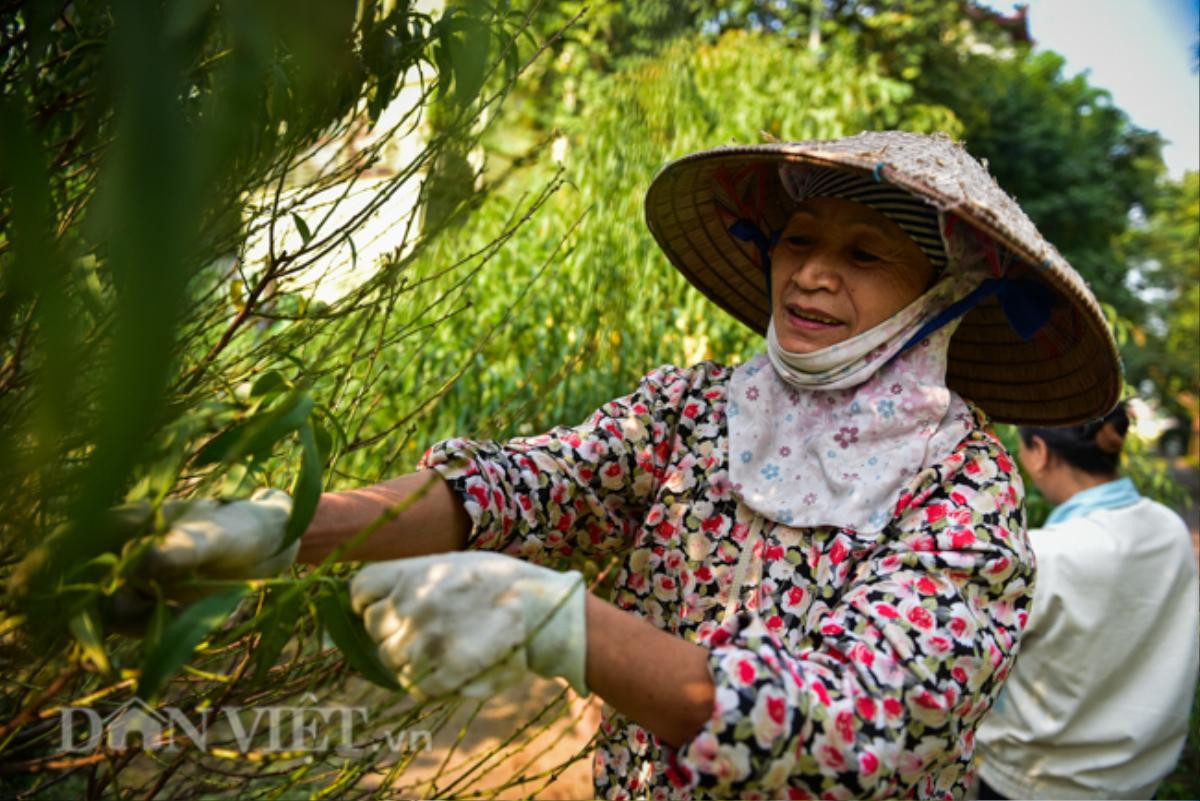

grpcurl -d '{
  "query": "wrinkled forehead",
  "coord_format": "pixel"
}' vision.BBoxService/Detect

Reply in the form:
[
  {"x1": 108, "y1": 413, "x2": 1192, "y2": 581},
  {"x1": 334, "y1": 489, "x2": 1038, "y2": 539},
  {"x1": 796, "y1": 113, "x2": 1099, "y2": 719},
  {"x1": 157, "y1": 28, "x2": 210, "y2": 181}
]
[{"x1": 779, "y1": 164, "x2": 946, "y2": 270}]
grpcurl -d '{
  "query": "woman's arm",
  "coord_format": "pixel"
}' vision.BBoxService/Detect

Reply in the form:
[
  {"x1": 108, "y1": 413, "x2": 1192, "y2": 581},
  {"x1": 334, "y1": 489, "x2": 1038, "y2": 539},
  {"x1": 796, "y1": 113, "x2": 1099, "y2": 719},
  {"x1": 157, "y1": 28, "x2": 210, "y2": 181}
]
[
  {"x1": 296, "y1": 470, "x2": 471, "y2": 564},
  {"x1": 299, "y1": 365, "x2": 694, "y2": 567},
  {"x1": 586, "y1": 594, "x2": 715, "y2": 747}
]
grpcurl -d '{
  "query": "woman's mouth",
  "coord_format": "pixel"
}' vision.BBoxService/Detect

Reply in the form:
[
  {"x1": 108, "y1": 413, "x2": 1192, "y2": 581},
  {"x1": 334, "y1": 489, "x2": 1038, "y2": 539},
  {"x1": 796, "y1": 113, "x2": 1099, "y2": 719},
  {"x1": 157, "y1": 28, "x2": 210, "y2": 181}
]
[{"x1": 784, "y1": 305, "x2": 843, "y2": 331}]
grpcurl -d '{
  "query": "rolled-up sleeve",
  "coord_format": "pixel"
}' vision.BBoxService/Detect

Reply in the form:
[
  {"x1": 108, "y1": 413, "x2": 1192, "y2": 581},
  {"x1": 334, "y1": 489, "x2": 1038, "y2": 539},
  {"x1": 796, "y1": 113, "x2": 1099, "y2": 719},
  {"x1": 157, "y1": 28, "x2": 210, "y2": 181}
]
[
  {"x1": 670, "y1": 432, "x2": 1033, "y2": 800},
  {"x1": 420, "y1": 365, "x2": 696, "y2": 565}
]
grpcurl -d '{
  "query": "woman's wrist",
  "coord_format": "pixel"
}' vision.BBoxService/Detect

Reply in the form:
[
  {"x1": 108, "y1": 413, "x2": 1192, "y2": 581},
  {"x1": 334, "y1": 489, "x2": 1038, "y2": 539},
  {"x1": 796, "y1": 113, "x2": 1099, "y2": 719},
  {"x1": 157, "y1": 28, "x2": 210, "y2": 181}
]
[{"x1": 584, "y1": 593, "x2": 715, "y2": 748}]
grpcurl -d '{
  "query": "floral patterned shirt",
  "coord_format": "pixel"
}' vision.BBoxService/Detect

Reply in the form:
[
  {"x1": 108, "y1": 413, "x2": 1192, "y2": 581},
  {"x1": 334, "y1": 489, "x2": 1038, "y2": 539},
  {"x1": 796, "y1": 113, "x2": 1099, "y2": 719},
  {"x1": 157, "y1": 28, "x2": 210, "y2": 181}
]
[{"x1": 420, "y1": 362, "x2": 1033, "y2": 800}]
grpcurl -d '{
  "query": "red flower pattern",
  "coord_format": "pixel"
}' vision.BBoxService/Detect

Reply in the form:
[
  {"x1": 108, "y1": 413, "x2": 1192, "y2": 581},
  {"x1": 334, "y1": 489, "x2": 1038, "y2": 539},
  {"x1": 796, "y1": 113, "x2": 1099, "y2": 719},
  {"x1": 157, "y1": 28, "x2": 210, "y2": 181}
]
[{"x1": 421, "y1": 363, "x2": 1031, "y2": 800}]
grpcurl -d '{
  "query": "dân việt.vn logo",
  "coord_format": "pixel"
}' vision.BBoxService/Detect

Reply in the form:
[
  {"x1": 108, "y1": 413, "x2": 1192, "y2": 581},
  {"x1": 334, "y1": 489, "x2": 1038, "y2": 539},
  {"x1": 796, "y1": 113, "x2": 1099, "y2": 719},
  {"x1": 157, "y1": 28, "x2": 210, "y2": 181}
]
[{"x1": 58, "y1": 694, "x2": 431, "y2": 755}]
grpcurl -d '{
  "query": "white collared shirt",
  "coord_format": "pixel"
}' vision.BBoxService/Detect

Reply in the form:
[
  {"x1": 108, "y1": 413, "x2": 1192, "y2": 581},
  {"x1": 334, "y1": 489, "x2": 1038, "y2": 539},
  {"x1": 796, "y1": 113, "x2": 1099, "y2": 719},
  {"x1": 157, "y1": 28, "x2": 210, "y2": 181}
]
[{"x1": 976, "y1": 496, "x2": 1199, "y2": 799}]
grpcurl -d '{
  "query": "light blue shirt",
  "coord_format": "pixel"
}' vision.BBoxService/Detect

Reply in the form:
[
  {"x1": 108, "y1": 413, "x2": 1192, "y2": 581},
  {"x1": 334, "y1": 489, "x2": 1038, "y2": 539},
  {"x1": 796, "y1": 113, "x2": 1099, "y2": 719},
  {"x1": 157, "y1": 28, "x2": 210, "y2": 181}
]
[{"x1": 1044, "y1": 476, "x2": 1141, "y2": 526}]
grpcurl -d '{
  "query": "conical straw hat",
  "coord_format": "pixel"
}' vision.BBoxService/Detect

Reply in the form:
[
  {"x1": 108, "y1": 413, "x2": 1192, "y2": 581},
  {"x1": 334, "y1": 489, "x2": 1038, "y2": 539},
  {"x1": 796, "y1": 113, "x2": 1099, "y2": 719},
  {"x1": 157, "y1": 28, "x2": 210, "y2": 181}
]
[{"x1": 644, "y1": 130, "x2": 1121, "y2": 426}]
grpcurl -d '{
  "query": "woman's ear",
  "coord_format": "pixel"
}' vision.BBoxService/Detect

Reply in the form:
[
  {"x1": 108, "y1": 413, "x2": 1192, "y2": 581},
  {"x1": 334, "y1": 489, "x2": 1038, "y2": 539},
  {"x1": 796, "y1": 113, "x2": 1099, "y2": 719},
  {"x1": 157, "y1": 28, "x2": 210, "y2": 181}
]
[{"x1": 1024, "y1": 435, "x2": 1051, "y2": 475}]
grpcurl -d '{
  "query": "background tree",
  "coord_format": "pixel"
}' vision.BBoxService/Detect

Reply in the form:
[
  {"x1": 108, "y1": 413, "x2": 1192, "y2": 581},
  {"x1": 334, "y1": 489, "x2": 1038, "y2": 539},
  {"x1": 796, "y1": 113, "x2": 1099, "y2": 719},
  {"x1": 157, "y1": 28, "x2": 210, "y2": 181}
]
[
  {"x1": 1120, "y1": 171, "x2": 1200, "y2": 446},
  {"x1": 915, "y1": 48, "x2": 1165, "y2": 326},
  {"x1": 441, "y1": 0, "x2": 1172, "y2": 431}
]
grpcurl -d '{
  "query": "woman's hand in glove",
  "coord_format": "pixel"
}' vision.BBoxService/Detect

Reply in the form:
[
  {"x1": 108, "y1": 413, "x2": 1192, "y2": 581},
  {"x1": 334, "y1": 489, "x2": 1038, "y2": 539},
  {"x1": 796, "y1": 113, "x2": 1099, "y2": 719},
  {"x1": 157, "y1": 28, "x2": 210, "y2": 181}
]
[
  {"x1": 141, "y1": 488, "x2": 297, "y2": 586},
  {"x1": 57, "y1": 489, "x2": 299, "y2": 633},
  {"x1": 349, "y1": 552, "x2": 588, "y2": 700}
]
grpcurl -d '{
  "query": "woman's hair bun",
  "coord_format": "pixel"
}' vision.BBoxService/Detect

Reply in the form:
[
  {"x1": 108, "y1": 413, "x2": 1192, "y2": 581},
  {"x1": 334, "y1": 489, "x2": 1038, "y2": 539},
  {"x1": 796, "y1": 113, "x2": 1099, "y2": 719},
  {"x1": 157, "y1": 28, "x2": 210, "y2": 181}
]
[
  {"x1": 1019, "y1": 400, "x2": 1131, "y2": 476},
  {"x1": 1094, "y1": 420, "x2": 1125, "y2": 454}
]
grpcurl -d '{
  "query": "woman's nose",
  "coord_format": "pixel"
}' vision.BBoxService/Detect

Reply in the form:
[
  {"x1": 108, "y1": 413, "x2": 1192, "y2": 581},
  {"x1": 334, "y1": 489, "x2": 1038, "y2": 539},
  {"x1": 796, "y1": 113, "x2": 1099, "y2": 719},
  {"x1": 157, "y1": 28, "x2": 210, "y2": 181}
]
[{"x1": 788, "y1": 249, "x2": 843, "y2": 292}]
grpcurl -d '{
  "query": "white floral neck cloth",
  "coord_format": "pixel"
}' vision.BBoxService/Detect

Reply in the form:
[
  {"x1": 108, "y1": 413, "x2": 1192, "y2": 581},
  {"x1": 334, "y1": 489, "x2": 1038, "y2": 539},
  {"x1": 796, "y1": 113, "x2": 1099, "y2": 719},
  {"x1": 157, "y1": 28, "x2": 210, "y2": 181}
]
[
  {"x1": 728, "y1": 275, "x2": 981, "y2": 533},
  {"x1": 765, "y1": 288, "x2": 922, "y2": 392}
]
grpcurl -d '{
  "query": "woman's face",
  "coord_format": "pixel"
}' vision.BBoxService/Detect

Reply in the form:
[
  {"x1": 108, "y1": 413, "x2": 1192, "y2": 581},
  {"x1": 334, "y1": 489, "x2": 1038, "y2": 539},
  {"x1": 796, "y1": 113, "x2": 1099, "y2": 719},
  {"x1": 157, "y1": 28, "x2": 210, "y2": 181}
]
[{"x1": 770, "y1": 196, "x2": 935, "y2": 354}]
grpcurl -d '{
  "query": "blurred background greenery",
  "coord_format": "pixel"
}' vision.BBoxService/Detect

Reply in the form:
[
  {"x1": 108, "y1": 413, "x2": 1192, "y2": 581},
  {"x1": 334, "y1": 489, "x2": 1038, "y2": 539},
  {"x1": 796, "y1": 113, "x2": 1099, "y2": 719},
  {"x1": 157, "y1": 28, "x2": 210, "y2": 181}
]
[{"x1": 0, "y1": 0, "x2": 1196, "y2": 798}]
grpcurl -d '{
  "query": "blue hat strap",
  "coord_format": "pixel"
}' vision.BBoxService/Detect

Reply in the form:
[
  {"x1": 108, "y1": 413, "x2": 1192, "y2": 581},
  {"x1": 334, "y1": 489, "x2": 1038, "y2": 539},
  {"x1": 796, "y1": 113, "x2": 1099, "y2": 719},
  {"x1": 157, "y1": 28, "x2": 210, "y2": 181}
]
[
  {"x1": 898, "y1": 276, "x2": 1060, "y2": 355},
  {"x1": 729, "y1": 218, "x2": 782, "y2": 308}
]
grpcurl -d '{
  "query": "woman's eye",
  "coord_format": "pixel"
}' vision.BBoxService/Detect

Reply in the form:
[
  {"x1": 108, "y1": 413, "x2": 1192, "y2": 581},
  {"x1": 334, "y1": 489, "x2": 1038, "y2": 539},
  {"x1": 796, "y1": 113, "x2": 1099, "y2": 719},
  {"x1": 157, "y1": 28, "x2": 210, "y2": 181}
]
[
  {"x1": 852, "y1": 248, "x2": 881, "y2": 262},
  {"x1": 786, "y1": 235, "x2": 813, "y2": 247}
]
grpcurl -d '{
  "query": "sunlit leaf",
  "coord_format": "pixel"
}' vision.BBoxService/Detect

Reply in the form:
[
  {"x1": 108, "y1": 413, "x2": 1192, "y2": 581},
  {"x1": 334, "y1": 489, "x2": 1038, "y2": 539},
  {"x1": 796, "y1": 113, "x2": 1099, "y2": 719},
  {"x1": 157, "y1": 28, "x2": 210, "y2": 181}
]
[
  {"x1": 69, "y1": 607, "x2": 112, "y2": 674},
  {"x1": 291, "y1": 213, "x2": 313, "y2": 245},
  {"x1": 193, "y1": 390, "x2": 315, "y2": 466}
]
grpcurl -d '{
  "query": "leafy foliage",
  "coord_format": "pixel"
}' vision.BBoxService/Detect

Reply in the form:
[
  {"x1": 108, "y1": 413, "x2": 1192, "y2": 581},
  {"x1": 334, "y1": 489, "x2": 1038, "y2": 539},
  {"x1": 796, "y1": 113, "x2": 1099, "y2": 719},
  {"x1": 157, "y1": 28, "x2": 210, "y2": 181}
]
[
  {"x1": 915, "y1": 49, "x2": 1165, "y2": 327},
  {"x1": 0, "y1": 0, "x2": 585, "y2": 797},
  {"x1": 1121, "y1": 171, "x2": 1200, "y2": 423},
  {"x1": 405, "y1": 26, "x2": 967, "y2": 443}
]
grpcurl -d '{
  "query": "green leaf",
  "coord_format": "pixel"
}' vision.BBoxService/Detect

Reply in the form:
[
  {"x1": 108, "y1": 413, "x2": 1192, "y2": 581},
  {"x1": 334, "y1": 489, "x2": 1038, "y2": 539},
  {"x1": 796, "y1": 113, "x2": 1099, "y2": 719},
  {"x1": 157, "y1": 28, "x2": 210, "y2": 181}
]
[
  {"x1": 313, "y1": 422, "x2": 334, "y2": 464},
  {"x1": 250, "y1": 588, "x2": 302, "y2": 684},
  {"x1": 367, "y1": 32, "x2": 401, "y2": 125},
  {"x1": 144, "y1": 598, "x2": 170, "y2": 654},
  {"x1": 229, "y1": 279, "x2": 245, "y2": 310},
  {"x1": 315, "y1": 582, "x2": 401, "y2": 692},
  {"x1": 315, "y1": 405, "x2": 349, "y2": 460},
  {"x1": 68, "y1": 551, "x2": 120, "y2": 584},
  {"x1": 249, "y1": 370, "x2": 288, "y2": 399},
  {"x1": 137, "y1": 588, "x2": 247, "y2": 701},
  {"x1": 291, "y1": 213, "x2": 313, "y2": 245},
  {"x1": 193, "y1": 390, "x2": 315, "y2": 466},
  {"x1": 280, "y1": 422, "x2": 322, "y2": 552},
  {"x1": 70, "y1": 608, "x2": 111, "y2": 674},
  {"x1": 444, "y1": 16, "x2": 490, "y2": 108},
  {"x1": 432, "y1": 35, "x2": 451, "y2": 99}
]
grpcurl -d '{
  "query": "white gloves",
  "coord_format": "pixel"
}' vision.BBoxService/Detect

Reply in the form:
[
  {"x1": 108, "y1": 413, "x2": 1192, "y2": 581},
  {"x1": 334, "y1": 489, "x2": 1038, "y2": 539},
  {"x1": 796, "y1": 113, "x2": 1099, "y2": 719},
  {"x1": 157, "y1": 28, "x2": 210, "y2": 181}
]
[
  {"x1": 350, "y1": 552, "x2": 588, "y2": 700},
  {"x1": 142, "y1": 488, "x2": 297, "y2": 583}
]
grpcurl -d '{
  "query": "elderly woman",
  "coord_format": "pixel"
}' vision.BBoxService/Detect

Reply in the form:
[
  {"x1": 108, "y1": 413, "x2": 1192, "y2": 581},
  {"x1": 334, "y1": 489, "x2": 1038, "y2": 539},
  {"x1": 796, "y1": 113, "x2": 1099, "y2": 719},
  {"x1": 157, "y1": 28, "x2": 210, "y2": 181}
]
[{"x1": 151, "y1": 132, "x2": 1122, "y2": 800}]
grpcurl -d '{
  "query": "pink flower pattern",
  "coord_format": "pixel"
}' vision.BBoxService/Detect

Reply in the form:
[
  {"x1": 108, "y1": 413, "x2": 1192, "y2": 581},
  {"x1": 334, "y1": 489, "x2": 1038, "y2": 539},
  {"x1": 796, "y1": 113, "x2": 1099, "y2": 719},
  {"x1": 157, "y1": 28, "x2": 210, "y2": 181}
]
[
  {"x1": 833, "y1": 426, "x2": 859, "y2": 449},
  {"x1": 422, "y1": 363, "x2": 1032, "y2": 800}
]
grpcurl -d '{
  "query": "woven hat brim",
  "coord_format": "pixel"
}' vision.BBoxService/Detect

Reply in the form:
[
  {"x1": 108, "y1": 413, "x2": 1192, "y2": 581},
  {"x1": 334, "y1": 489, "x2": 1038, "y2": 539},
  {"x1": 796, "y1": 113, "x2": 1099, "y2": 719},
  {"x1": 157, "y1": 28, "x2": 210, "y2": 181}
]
[{"x1": 644, "y1": 135, "x2": 1122, "y2": 426}]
